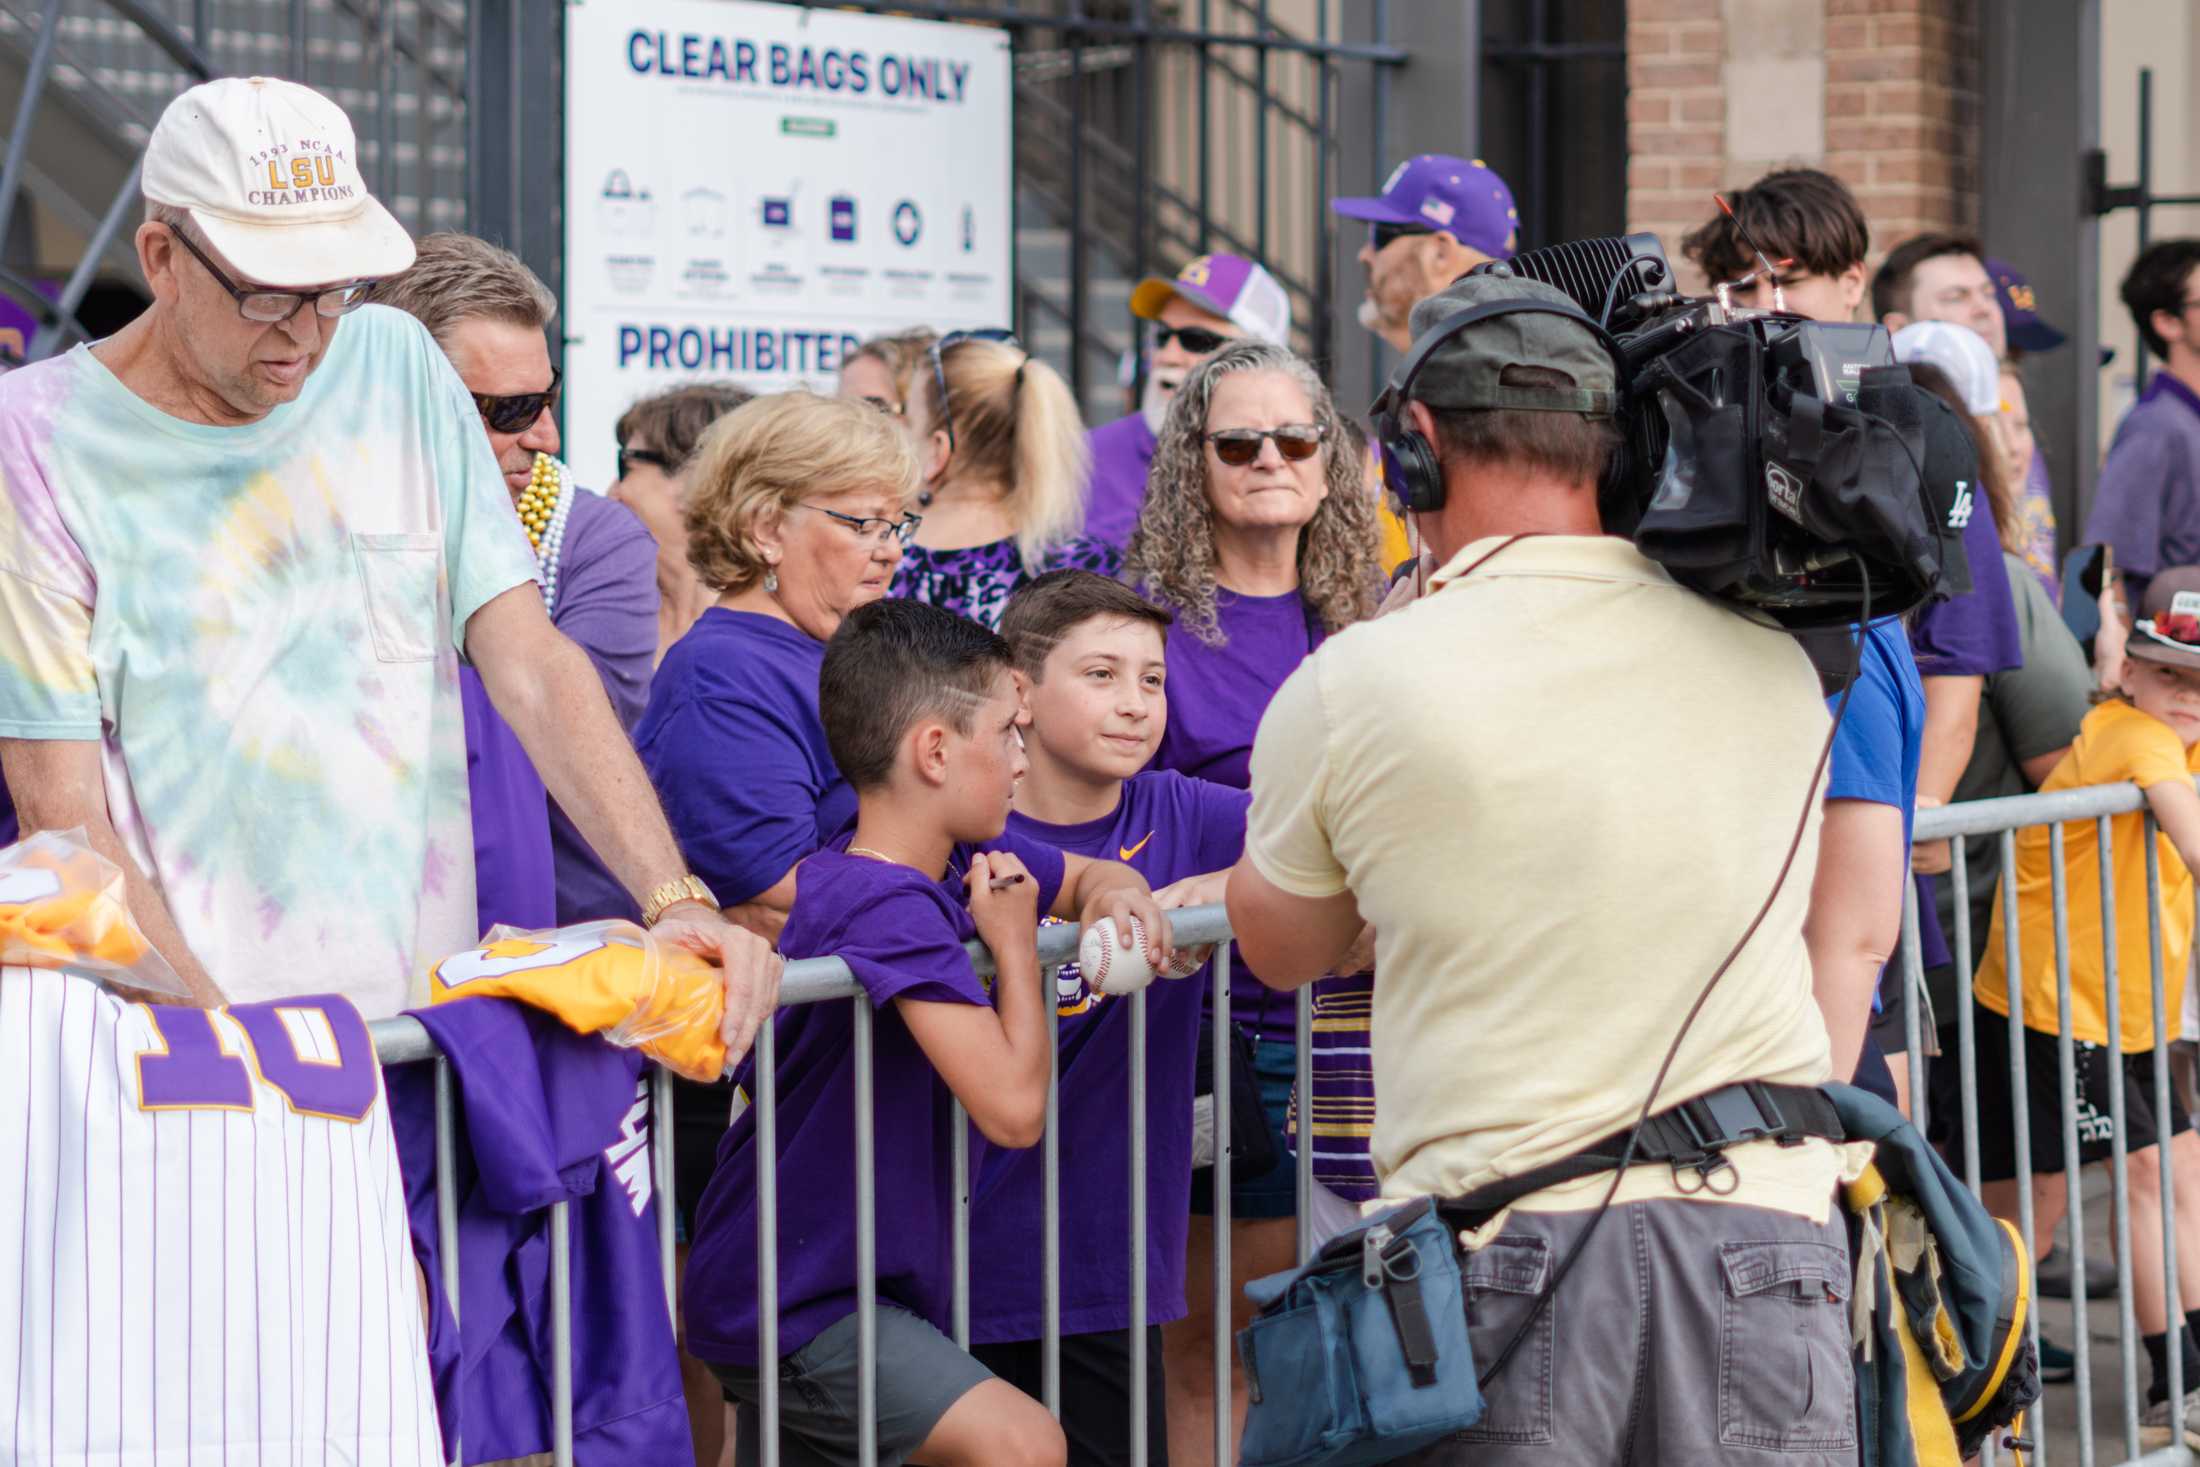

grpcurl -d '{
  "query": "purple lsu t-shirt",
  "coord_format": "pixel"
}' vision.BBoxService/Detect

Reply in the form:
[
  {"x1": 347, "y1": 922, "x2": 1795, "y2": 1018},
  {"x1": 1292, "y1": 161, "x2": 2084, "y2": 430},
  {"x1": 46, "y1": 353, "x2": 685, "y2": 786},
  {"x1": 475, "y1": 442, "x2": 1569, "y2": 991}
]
[
  {"x1": 1152, "y1": 589, "x2": 1321, "y2": 789},
  {"x1": 972, "y1": 769, "x2": 1250, "y2": 1342},
  {"x1": 1084, "y1": 413, "x2": 1160, "y2": 550},
  {"x1": 461, "y1": 663, "x2": 555, "y2": 935},
  {"x1": 546, "y1": 488, "x2": 659, "y2": 923},
  {"x1": 635, "y1": 609, "x2": 858, "y2": 907},
  {"x1": 1149, "y1": 588, "x2": 1320, "y2": 1040},
  {"x1": 2084, "y1": 372, "x2": 2200, "y2": 587},
  {"x1": 683, "y1": 832, "x2": 1068, "y2": 1364}
]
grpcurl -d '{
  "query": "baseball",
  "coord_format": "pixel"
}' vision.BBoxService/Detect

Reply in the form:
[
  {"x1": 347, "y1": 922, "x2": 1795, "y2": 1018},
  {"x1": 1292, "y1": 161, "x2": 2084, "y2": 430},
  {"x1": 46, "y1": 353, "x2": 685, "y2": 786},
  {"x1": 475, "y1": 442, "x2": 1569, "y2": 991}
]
[{"x1": 1079, "y1": 916, "x2": 1204, "y2": 994}]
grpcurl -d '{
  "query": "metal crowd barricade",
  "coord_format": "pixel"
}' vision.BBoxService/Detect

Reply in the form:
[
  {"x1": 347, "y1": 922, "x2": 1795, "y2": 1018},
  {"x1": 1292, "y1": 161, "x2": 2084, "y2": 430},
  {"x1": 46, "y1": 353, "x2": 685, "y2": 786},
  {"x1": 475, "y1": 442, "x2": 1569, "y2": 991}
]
[
  {"x1": 364, "y1": 775, "x2": 2200, "y2": 1467},
  {"x1": 368, "y1": 903, "x2": 1310, "y2": 1467},
  {"x1": 1906, "y1": 782, "x2": 2198, "y2": 1467}
]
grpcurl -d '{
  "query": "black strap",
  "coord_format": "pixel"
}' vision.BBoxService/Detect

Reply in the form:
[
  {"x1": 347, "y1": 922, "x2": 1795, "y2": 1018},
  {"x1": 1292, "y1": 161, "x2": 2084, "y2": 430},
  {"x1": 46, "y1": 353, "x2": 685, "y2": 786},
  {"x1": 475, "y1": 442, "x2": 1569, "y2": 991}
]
[
  {"x1": 1378, "y1": 1247, "x2": 1443, "y2": 1389},
  {"x1": 1447, "y1": 1082, "x2": 1842, "y2": 1223}
]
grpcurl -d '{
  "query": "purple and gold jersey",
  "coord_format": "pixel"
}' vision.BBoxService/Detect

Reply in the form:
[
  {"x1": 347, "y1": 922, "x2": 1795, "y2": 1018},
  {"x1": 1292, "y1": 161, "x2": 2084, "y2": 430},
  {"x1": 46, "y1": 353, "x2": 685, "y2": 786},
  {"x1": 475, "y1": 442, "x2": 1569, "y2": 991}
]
[{"x1": 0, "y1": 969, "x2": 441, "y2": 1463}]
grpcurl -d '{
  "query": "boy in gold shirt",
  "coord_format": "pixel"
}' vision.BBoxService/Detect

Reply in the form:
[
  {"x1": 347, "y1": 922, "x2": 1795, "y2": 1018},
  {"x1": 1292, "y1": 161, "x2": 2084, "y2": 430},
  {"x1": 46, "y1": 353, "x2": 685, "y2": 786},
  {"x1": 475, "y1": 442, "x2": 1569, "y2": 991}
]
[{"x1": 1973, "y1": 566, "x2": 2200, "y2": 1444}]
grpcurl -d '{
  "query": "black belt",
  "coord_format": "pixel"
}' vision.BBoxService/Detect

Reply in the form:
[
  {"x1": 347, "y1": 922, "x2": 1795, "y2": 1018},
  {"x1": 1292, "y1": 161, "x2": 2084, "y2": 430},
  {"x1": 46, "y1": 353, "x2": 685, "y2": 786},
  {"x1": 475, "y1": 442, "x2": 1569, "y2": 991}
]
[{"x1": 1446, "y1": 1081, "x2": 1844, "y2": 1224}]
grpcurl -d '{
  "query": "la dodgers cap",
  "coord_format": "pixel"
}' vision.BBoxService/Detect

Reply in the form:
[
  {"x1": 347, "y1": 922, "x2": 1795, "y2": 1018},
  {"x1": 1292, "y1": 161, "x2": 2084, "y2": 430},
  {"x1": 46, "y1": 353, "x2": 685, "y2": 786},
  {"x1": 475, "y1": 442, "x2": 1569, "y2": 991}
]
[
  {"x1": 1893, "y1": 321, "x2": 2001, "y2": 417},
  {"x1": 1330, "y1": 154, "x2": 1519, "y2": 261},
  {"x1": 143, "y1": 77, "x2": 415, "y2": 289},
  {"x1": 1128, "y1": 253, "x2": 1292, "y2": 345}
]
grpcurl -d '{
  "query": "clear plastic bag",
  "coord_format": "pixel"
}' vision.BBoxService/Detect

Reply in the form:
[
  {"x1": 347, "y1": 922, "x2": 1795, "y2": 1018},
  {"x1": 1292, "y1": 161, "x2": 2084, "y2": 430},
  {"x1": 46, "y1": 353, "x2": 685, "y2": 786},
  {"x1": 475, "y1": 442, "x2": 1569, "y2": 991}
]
[
  {"x1": 425, "y1": 918, "x2": 729, "y2": 1081},
  {"x1": 0, "y1": 828, "x2": 190, "y2": 995}
]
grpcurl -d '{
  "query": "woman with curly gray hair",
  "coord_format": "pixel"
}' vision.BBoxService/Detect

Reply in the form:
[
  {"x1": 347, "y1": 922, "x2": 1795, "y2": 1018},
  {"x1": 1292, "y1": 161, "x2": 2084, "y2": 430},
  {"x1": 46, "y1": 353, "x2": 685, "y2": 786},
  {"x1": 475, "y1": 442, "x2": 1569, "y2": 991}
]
[
  {"x1": 1125, "y1": 339, "x2": 1382, "y2": 783},
  {"x1": 1126, "y1": 339, "x2": 1382, "y2": 1466}
]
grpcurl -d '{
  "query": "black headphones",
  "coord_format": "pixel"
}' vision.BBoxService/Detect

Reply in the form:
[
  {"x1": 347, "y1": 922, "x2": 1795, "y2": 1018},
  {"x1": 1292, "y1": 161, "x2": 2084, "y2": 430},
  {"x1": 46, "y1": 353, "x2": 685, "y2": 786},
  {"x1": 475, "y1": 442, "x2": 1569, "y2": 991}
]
[{"x1": 1371, "y1": 293, "x2": 1630, "y2": 516}]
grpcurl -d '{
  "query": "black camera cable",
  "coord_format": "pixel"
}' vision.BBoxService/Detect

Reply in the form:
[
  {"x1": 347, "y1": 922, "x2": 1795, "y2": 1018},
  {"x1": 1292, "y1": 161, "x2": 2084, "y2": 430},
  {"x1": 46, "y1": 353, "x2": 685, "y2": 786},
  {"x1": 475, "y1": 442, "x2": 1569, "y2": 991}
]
[{"x1": 1473, "y1": 564, "x2": 1870, "y2": 1392}]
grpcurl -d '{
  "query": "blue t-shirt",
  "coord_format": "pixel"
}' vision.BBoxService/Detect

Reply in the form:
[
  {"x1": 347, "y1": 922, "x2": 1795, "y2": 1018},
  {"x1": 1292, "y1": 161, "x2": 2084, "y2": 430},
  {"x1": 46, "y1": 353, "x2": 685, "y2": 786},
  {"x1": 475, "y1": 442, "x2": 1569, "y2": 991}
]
[
  {"x1": 973, "y1": 770, "x2": 1250, "y2": 1342},
  {"x1": 1827, "y1": 620, "x2": 1927, "y2": 842},
  {"x1": 684, "y1": 831, "x2": 1068, "y2": 1364},
  {"x1": 634, "y1": 609, "x2": 856, "y2": 906},
  {"x1": 1825, "y1": 619, "x2": 1942, "y2": 978}
]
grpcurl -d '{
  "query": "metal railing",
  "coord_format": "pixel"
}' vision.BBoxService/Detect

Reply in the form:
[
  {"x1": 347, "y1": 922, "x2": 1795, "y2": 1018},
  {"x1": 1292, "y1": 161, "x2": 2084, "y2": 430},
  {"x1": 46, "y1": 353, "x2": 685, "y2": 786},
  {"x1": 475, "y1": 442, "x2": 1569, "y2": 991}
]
[
  {"x1": 372, "y1": 900, "x2": 1314, "y2": 1467},
  {"x1": 1902, "y1": 783, "x2": 2198, "y2": 1467},
  {"x1": 373, "y1": 776, "x2": 2200, "y2": 1467}
]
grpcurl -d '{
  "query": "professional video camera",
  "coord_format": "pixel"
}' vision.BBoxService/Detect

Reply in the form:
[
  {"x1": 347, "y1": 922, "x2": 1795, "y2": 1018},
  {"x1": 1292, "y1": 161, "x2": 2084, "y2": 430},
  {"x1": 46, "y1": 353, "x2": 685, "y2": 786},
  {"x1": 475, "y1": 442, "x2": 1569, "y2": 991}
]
[{"x1": 1477, "y1": 232, "x2": 1962, "y2": 629}]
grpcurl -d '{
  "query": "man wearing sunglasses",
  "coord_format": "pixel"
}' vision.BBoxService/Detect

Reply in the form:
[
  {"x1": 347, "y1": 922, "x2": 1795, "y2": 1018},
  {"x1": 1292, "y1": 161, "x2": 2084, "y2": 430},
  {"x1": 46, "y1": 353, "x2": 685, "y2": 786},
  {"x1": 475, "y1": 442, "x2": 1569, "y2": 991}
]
[
  {"x1": 0, "y1": 80, "x2": 777, "y2": 1051},
  {"x1": 1330, "y1": 154, "x2": 1520, "y2": 355},
  {"x1": 1083, "y1": 252, "x2": 1292, "y2": 548}
]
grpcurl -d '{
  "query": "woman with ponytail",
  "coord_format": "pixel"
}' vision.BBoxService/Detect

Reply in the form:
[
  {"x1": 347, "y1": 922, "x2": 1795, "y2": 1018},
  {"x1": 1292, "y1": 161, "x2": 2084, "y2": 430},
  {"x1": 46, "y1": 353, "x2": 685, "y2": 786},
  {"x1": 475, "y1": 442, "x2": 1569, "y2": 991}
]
[{"x1": 895, "y1": 330, "x2": 1119, "y2": 628}]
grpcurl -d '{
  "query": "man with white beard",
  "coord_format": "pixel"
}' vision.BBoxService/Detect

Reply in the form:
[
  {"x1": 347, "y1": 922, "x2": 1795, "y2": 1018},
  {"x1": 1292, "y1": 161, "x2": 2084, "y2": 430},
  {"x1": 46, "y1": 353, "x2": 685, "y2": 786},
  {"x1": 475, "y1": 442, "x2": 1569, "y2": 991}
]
[{"x1": 1081, "y1": 252, "x2": 1292, "y2": 548}]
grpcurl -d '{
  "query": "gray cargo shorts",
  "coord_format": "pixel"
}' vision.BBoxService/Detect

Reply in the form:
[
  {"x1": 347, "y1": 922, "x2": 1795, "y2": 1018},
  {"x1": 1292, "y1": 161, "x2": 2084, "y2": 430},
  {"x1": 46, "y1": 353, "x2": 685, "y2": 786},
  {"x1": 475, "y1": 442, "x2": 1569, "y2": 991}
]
[
  {"x1": 1401, "y1": 1194, "x2": 1856, "y2": 1466},
  {"x1": 711, "y1": 1304, "x2": 995, "y2": 1467}
]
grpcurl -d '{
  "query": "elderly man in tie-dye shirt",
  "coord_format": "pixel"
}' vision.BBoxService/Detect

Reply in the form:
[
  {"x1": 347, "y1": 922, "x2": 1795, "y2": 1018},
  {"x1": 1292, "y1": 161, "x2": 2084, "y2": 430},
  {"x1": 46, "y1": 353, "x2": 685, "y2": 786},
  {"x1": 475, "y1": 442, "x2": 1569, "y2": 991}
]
[{"x1": 0, "y1": 77, "x2": 778, "y2": 1054}]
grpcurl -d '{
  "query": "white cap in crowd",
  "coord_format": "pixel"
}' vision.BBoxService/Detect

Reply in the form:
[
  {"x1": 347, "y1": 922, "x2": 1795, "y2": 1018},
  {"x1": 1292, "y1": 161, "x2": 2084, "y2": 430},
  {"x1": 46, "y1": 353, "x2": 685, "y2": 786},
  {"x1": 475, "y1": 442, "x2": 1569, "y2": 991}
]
[
  {"x1": 1892, "y1": 320, "x2": 2001, "y2": 417},
  {"x1": 1128, "y1": 252, "x2": 1293, "y2": 346},
  {"x1": 142, "y1": 76, "x2": 416, "y2": 288}
]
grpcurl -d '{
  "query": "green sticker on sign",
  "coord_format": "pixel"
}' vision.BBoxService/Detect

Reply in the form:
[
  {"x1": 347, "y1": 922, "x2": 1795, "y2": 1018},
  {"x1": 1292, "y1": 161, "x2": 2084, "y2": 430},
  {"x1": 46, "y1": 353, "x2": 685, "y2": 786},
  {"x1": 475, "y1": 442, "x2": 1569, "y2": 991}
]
[{"x1": 781, "y1": 117, "x2": 836, "y2": 139}]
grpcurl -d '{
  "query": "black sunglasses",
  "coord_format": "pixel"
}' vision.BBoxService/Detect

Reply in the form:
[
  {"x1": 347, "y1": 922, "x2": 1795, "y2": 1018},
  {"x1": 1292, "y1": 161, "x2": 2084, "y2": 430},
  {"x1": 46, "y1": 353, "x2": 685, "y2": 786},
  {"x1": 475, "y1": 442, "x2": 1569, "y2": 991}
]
[
  {"x1": 1205, "y1": 424, "x2": 1327, "y2": 466},
  {"x1": 166, "y1": 224, "x2": 373, "y2": 323},
  {"x1": 1371, "y1": 221, "x2": 1436, "y2": 252},
  {"x1": 927, "y1": 328, "x2": 1021, "y2": 451},
  {"x1": 474, "y1": 366, "x2": 562, "y2": 434},
  {"x1": 617, "y1": 444, "x2": 673, "y2": 479},
  {"x1": 1150, "y1": 323, "x2": 1232, "y2": 355}
]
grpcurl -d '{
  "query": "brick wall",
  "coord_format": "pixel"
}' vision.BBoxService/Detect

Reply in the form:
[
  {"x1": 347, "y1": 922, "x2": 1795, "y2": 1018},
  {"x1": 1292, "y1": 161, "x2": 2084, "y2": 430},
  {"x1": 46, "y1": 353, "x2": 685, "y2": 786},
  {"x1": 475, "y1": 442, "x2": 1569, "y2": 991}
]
[
  {"x1": 1625, "y1": 0, "x2": 1727, "y2": 282},
  {"x1": 1822, "y1": 0, "x2": 1980, "y2": 249},
  {"x1": 1625, "y1": 0, "x2": 1980, "y2": 290}
]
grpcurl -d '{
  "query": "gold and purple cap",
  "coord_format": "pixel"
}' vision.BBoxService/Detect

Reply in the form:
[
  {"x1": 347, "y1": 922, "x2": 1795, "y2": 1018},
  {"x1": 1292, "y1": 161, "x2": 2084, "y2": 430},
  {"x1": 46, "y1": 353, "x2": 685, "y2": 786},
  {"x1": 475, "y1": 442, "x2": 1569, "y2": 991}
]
[
  {"x1": 1128, "y1": 252, "x2": 1292, "y2": 345},
  {"x1": 1986, "y1": 258, "x2": 2066, "y2": 354},
  {"x1": 1330, "y1": 154, "x2": 1519, "y2": 260}
]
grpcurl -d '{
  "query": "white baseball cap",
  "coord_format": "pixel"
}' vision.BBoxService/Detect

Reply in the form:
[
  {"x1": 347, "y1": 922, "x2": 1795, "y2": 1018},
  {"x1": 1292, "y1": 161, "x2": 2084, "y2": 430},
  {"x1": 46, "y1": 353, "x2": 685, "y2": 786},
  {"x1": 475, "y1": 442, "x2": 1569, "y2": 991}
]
[
  {"x1": 143, "y1": 77, "x2": 415, "y2": 289},
  {"x1": 1892, "y1": 320, "x2": 2001, "y2": 418},
  {"x1": 1128, "y1": 253, "x2": 1293, "y2": 346}
]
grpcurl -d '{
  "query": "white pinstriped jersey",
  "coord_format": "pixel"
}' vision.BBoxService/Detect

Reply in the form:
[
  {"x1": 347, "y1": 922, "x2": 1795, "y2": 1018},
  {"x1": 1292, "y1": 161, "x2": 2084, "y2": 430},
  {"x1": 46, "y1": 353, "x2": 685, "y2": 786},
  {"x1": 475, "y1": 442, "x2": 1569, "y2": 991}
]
[{"x1": 0, "y1": 967, "x2": 442, "y2": 1464}]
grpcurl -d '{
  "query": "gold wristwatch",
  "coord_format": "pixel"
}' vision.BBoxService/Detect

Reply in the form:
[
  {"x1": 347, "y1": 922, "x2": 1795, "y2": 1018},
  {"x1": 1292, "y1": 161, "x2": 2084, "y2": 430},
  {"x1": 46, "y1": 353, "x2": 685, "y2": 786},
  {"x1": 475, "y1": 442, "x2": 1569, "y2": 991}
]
[{"x1": 642, "y1": 874, "x2": 718, "y2": 926}]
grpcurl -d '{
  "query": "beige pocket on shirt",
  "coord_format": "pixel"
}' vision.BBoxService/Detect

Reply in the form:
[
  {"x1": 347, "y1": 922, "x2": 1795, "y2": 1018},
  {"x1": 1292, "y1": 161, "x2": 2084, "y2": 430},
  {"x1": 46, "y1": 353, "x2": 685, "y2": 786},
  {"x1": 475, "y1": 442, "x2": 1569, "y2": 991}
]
[{"x1": 352, "y1": 532, "x2": 443, "y2": 663}]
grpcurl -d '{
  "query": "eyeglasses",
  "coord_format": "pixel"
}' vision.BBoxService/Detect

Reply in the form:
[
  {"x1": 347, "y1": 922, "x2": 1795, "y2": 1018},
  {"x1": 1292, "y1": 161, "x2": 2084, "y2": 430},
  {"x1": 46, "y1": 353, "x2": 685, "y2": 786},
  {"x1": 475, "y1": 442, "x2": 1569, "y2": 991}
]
[
  {"x1": 927, "y1": 328, "x2": 1021, "y2": 451},
  {"x1": 473, "y1": 366, "x2": 561, "y2": 434},
  {"x1": 1204, "y1": 424, "x2": 1327, "y2": 466},
  {"x1": 616, "y1": 444, "x2": 673, "y2": 479},
  {"x1": 1150, "y1": 323, "x2": 1232, "y2": 355},
  {"x1": 801, "y1": 501, "x2": 924, "y2": 546},
  {"x1": 165, "y1": 224, "x2": 373, "y2": 323},
  {"x1": 1371, "y1": 221, "x2": 1435, "y2": 252}
]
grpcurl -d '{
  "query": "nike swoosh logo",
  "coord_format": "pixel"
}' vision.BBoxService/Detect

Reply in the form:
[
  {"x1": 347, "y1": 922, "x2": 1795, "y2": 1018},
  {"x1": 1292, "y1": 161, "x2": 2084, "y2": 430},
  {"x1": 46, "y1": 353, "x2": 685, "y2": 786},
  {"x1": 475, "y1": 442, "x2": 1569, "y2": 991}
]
[{"x1": 1119, "y1": 830, "x2": 1155, "y2": 861}]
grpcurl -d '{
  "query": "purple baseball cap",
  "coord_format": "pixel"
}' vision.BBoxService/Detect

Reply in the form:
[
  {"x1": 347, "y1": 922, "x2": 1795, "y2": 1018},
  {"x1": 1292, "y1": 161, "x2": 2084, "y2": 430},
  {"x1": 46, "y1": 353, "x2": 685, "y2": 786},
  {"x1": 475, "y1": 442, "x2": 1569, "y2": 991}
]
[
  {"x1": 1128, "y1": 252, "x2": 1292, "y2": 344},
  {"x1": 1330, "y1": 154, "x2": 1519, "y2": 260},
  {"x1": 1987, "y1": 257, "x2": 2067, "y2": 354}
]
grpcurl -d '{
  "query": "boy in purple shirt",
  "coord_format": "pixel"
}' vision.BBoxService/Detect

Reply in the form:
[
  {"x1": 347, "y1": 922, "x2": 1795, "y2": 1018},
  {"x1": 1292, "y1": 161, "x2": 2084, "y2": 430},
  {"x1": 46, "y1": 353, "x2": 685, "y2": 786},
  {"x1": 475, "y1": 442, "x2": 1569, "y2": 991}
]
[
  {"x1": 977, "y1": 571, "x2": 1251, "y2": 1467},
  {"x1": 682, "y1": 598, "x2": 1172, "y2": 1467}
]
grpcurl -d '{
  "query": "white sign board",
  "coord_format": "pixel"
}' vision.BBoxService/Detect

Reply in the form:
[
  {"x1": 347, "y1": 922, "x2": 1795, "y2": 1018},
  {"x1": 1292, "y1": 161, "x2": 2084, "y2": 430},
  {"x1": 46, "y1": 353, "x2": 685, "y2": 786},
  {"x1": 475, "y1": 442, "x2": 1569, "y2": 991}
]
[{"x1": 562, "y1": 0, "x2": 1014, "y2": 488}]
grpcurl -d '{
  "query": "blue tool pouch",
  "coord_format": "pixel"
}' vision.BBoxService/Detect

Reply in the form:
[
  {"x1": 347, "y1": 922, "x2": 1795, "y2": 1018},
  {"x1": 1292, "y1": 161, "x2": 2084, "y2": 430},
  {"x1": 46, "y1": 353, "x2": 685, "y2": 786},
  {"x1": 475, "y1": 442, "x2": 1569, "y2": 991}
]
[{"x1": 1236, "y1": 1196, "x2": 1483, "y2": 1467}]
